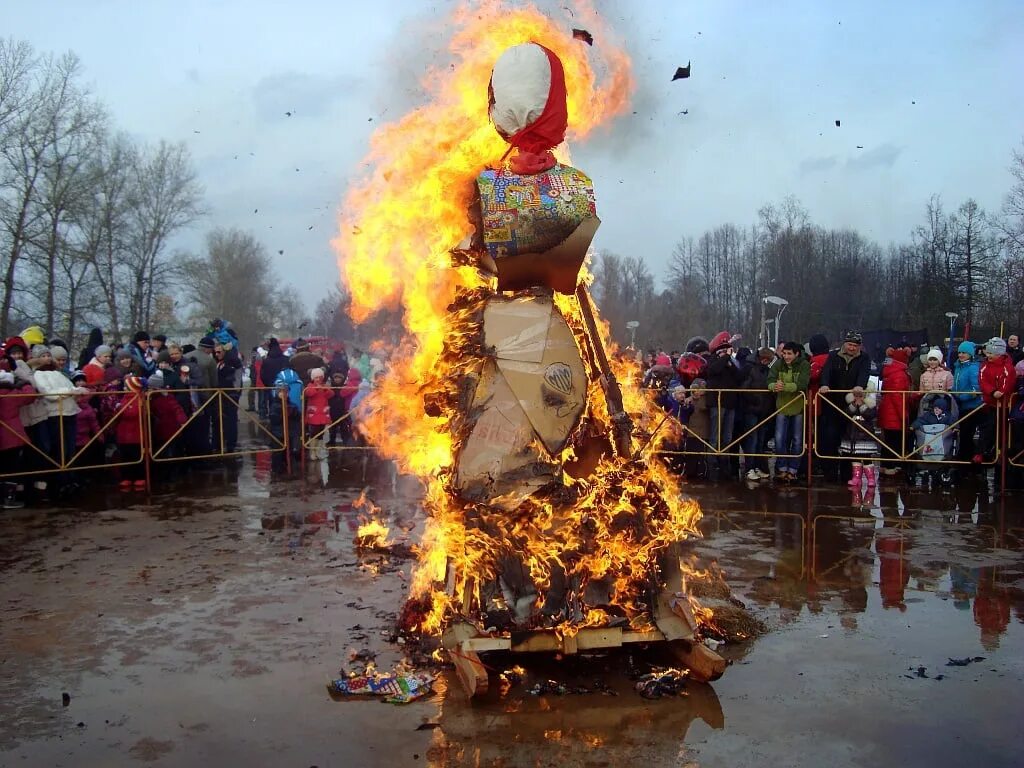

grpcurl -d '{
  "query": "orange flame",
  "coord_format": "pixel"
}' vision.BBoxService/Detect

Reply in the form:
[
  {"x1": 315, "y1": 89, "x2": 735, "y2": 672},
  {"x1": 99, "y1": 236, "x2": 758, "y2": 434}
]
[{"x1": 333, "y1": 1, "x2": 704, "y2": 637}]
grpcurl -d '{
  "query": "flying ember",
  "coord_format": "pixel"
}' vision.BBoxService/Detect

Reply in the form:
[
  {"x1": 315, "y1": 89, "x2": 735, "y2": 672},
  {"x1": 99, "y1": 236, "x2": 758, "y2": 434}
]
[{"x1": 332, "y1": 0, "x2": 723, "y2": 696}]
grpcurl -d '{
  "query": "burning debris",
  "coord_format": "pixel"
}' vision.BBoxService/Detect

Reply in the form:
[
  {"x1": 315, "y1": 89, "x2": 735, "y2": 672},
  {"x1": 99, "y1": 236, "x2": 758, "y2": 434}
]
[{"x1": 333, "y1": 4, "x2": 730, "y2": 696}]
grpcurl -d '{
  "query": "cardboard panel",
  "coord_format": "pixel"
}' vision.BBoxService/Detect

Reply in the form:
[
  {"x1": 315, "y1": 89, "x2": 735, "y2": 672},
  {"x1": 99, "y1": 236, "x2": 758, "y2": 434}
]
[
  {"x1": 496, "y1": 305, "x2": 587, "y2": 455},
  {"x1": 482, "y1": 294, "x2": 554, "y2": 364},
  {"x1": 454, "y1": 360, "x2": 557, "y2": 509}
]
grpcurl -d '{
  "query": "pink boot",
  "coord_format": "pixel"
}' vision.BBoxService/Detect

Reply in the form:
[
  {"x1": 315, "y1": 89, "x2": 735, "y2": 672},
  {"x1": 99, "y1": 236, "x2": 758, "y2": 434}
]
[
  {"x1": 847, "y1": 464, "x2": 863, "y2": 487},
  {"x1": 864, "y1": 465, "x2": 876, "y2": 487}
]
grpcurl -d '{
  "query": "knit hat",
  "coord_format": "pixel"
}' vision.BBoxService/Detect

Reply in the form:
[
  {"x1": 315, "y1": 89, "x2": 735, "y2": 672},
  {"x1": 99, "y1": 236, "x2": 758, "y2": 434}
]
[
  {"x1": 148, "y1": 370, "x2": 165, "y2": 389},
  {"x1": 985, "y1": 337, "x2": 1007, "y2": 356},
  {"x1": 70, "y1": 369, "x2": 87, "y2": 383},
  {"x1": 3, "y1": 336, "x2": 28, "y2": 358},
  {"x1": 310, "y1": 367, "x2": 325, "y2": 381},
  {"x1": 808, "y1": 334, "x2": 830, "y2": 356},
  {"x1": 49, "y1": 345, "x2": 68, "y2": 360},
  {"x1": 757, "y1": 347, "x2": 775, "y2": 361},
  {"x1": 95, "y1": 344, "x2": 112, "y2": 357},
  {"x1": 926, "y1": 348, "x2": 943, "y2": 363},
  {"x1": 198, "y1": 336, "x2": 215, "y2": 349},
  {"x1": 179, "y1": 364, "x2": 191, "y2": 375},
  {"x1": 133, "y1": 330, "x2": 151, "y2": 343},
  {"x1": 958, "y1": 341, "x2": 976, "y2": 355},
  {"x1": 153, "y1": 334, "x2": 167, "y2": 343},
  {"x1": 157, "y1": 349, "x2": 172, "y2": 364},
  {"x1": 20, "y1": 325, "x2": 45, "y2": 346},
  {"x1": 295, "y1": 337, "x2": 310, "y2": 351},
  {"x1": 690, "y1": 378, "x2": 707, "y2": 390},
  {"x1": 124, "y1": 375, "x2": 143, "y2": 392},
  {"x1": 843, "y1": 330, "x2": 863, "y2": 343},
  {"x1": 709, "y1": 331, "x2": 731, "y2": 353},
  {"x1": 115, "y1": 348, "x2": 132, "y2": 361},
  {"x1": 30, "y1": 344, "x2": 50, "y2": 358}
]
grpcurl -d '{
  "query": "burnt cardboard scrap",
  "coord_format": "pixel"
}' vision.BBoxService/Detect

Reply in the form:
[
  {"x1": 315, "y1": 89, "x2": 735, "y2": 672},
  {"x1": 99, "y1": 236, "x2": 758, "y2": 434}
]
[
  {"x1": 477, "y1": 163, "x2": 600, "y2": 294},
  {"x1": 454, "y1": 360, "x2": 557, "y2": 509}
]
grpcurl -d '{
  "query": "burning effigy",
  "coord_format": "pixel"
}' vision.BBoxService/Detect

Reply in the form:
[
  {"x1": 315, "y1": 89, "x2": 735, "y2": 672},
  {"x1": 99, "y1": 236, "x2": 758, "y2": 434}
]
[{"x1": 334, "y1": 2, "x2": 726, "y2": 697}]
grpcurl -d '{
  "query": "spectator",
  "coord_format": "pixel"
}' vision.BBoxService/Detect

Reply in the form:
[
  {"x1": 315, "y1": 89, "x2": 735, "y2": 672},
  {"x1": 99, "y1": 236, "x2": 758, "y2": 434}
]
[
  {"x1": 247, "y1": 346, "x2": 263, "y2": 413},
  {"x1": 84, "y1": 344, "x2": 112, "y2": 386},
  {"x1": 107, "y1": 349, "x2": 133, "y2": 385},
  {"x1": 907, "y1": 344, "x2": 929, "y2": 390},
  {"x1": 273, "y1": 366, "x2": 303, "y2": 451},
  {"x1": 705, "y1": 331, "x2": 742, "y2": 480},
  {"x1": 355, "y1": 347, "x2": 372, "y2": 381},
  {"x1": 878, "y1": 347, "x2": 913, "y2": 478},
  {"x1": 113, "y1": 375, "x2": 146, "y2": 491},
  {"x1": 976, "y1": 338, "x2": 1016, "y2": 463},
  {"x1": 289, "y1": 338, "x2": 326, "y2": 384},
  {"x1": 844, "y1": 388, "x2": 879, "y2": 489},
  {"x1": 919, "y1": 348, "x2": 953, "y2": 392},
  {"x1": 71, "y1": 372, "x2": 103, "y2": 473},
  {"x1": 304, "y1": 368, "x2": 332, "y2": 459},
  {"x1": 818, "y1": 331, "x2": 871, "y2": 482},
  {"x1": 328, "y1": 370, "x2": 349, "y2": 445},
  {"x1": 128, "y1": 331, "x2": 156, "y2": 376},
  {"x1": 739, "y1": 348, "x2": 775, "y2": 481},
  {"x1": 185, "y1": 336, "x2": 218, "y2": 453},
  {"x1": 212, "y1": 340, "x2": 243, "y2": 453},
  {"x1": 23, "y1": 345, "x2": 54, "y2": 495},
  {"x1": 328, "y1": 347, "x2": 350, "y2": 380},
  {"x1": 77, "y1": 327, "x2": 104, "y2": 371},
  {"x1": 767, "y1": 341, "x2": 809, "y2": 483},
  {"x1": 682, "y1": 378, "x2": 710, "y2": 480},
  {"x1": 33, "y1": 346, "x2": 88, "y2": 497},
  {"x1": 807, "y1": 334, "x2": 831, "y2": 402},
  {"x1": 149, "y1": 370, "x2": 187, "y2": 461},
  {"x1": 952, "y1": 341, "x2": 983, "y2": 465},
  {"x1": 1007, "y1": 333, "x2": 1023, "y2": 365},
  {"x1": 150, "y1": 334, "x2": 167, "y2": 363},
  {"x1": 260, "y1": 338, "x2": 288, "y2": 391},
  {"x1": 338, "y1": 367, "x2": 363, "y2": 414},
  {"x1": 0, "y1": 365, "x2": 35, "y2": 508}
]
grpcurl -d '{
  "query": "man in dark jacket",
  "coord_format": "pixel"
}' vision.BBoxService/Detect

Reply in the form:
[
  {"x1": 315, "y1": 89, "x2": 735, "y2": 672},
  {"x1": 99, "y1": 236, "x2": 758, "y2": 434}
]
[
  {"x1": 212, "y1": 340, "x2": 243, "y2": 453},
  {"x1": 128, "y1": 331, "x2": 156, "y2": 376},
  {"x1": 288, "y1": 338, "x2": 325, "y2": 384},
  {"x1": 185, "y1": 336, "x2": 218, "y2": 453},
  {"x1": 818, "y1": 330, "x2": 872, "y2": 481},
  {"x1": 739, "y1": 348, "x2": 776, "y2": 480},
  {"x1": 705, "y1": 332, "x2": 743, "y2": 479}
]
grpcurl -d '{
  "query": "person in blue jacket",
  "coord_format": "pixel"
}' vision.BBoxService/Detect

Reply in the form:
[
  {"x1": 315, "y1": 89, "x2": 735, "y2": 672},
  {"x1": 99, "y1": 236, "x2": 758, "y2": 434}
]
[{"x1": 952, "y1": 341, "x2": 982, "y2": 463}]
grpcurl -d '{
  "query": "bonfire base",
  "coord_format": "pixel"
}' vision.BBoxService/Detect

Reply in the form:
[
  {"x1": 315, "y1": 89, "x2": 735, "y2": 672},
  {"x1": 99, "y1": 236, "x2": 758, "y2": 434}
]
[{"x1": 442, "y1": 621, "x2": 727, "y2": 698}]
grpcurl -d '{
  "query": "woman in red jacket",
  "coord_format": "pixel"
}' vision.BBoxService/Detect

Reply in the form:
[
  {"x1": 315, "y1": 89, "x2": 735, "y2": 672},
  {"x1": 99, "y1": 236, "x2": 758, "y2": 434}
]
[
  {"x1": 976, "y1": 338, "x2": 1017, "y2": 462},
  {"x1": 303, "y1": 368, "x2": 333, "y2": 459},
  {"x1": 878, "y1": 348, "x2": 913, "y2": 478},
  {"x1": 114, "y1": 375, "x2": 146, "y2": 490}
]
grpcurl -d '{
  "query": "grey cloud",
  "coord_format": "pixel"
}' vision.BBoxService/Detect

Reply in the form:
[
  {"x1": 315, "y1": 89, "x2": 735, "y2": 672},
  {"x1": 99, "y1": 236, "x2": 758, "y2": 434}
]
[
  {"x1": 252, "y1": 71, "x2": 359, "y2": 120},
  {"x1": 799, "y1": 155, "x2": 838, "y2": 175},
  {"x1": 846, "y1": 142, "x2": 902, "y2": 170}
]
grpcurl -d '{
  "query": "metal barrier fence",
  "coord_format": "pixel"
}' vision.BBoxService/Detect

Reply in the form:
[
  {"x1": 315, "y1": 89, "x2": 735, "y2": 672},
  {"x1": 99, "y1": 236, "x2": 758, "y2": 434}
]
[
  {"x1": 812, "y1": 389, "x2": 1001, "y2": 467},
  {"x1": 299, "y1": 389, "x2": 371, "y2": 452},
  {"x1": 0, "y1": 389, "x2": 145, "y2": 480},
  {"x1": 653, "y1": 388, "x2": 808, "y2": 459}
]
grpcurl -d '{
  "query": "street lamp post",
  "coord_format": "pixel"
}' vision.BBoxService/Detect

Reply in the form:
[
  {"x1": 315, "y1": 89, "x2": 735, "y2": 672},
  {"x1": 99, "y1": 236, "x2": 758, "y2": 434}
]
[
  {"x1": 626, "y1": 320, "x2": 639, "y2": 349},
  {"x1": 763, "y1": 296, "x2": 789, "y2": 350},
  {"x1": 945, "y1": 311, "x2": 958, "y2": 363}
]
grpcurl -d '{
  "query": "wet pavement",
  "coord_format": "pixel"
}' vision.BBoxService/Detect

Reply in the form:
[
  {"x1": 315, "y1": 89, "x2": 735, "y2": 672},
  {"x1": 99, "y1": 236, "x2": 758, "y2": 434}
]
[{"x1": 2, "y1": 448, "x2": 1023, "y2": 767}]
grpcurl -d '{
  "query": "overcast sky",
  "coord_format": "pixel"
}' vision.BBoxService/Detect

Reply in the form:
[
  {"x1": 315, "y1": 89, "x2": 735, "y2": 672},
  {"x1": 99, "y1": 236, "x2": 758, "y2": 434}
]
[{"x1": 7, "y1": 0, "x2": 1023, "y2": 308}]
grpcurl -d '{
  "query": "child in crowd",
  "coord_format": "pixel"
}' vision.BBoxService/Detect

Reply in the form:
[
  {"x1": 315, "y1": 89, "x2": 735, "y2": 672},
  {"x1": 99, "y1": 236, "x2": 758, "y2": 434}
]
[
  {"x1": 114, "y1": 375, "x2": 146, "y2": 491},
  {"x1": 148, "y1": 370, "x2": 187, "y2": 462},
  {"x1": 328, "y1": 370, "x2": 349, "y2": 446},
  {"x1": 845, "y1": 388, "x2": 879, "y2": 489},
  {"x1": 682, "y1": 378, "x2": 710, "y2": 481},
  {"x1": 303, "y1": 368, "x2": 332, "y2": 459},
  {"x1": 919, "y1": 348, "x2": 953, "y2": 392},
  {"x1": 71, "y1": 371, "x2": 103, "y2": 473}
]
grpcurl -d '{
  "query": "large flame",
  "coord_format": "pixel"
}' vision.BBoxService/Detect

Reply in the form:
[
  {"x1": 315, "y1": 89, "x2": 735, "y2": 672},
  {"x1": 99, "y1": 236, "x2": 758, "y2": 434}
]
[{"x1": 333, "y1": 0, "x2": 703, "y2": 636}]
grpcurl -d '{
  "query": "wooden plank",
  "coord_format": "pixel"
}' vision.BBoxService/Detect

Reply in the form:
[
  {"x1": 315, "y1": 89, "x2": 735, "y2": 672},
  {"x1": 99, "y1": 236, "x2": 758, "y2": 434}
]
[
  {"x1": 621, "y1": 629, "x2": 665, "y2": 644},
  {"x1": 452, "y1": 642, "x2": 489, "y2": 698},
  {"x1": 575, "y1": 627, "x2": 623, "y2": 650},
  {"x1": 668, "y1": 639, "x2": 728, "y2": 683},
  {"x1": 562, "y1": 633, "x2": 579, "y2": 655},
  {"x1": 441, "y1": 621, "x2": 480, "y2": 649},
  {"x1": 463, "y1": 636, "x2": 512, "y2": 652}
]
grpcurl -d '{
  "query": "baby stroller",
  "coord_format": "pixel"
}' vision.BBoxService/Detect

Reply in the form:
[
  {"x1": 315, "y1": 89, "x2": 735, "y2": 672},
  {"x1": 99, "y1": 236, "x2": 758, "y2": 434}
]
[{"x1": 912, "y1": 391, "x2": 959, "y2": 486}]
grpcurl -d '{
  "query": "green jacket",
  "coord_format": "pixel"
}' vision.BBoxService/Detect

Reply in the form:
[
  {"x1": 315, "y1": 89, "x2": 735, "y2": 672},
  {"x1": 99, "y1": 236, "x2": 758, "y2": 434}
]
[{"x1": 767, "y1": 356, "x2": 810, "y2": 416}]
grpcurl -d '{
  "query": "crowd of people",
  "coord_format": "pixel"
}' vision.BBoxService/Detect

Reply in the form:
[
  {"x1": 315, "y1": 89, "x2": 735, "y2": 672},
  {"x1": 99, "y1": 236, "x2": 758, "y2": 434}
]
[
  {"x1": 0, "y1": 319, "x2": 384, "y2": 509},
  {"x1": 642, "y1": 330, "x2": 1024, "y2": 489}
]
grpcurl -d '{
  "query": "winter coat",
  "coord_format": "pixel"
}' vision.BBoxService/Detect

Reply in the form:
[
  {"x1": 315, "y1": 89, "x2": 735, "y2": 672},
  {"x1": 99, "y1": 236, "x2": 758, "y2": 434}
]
[
  {"x1": 820, "y1": 349, "x2": 871, "y2": 393},
  {"x1": 84, "y1": 358, "x2": 107, "y2": 386},
  {"x1": 128, "y1": 342, "x2": 156, "y2": 376},
  {"x1": 329, "y1": 386, "x2": 348, "y2": 421},
  {"x1": 150, "y1": 393, "x2": 187, "y2": 445},
  {"x1": 114, "y1": 393, "x2": 143, "y2": 445},
  {"x1": 215, "y1": 346, "x2": 243, "y2": 389},
  {"x1": 907, "y1": 356, "x2": 926, "y2": 390},
  {"x1": 766, "y1": 356, "x2": 810, "y2": 417},
  {"x1": 274, "y1": 368, "x2": 303, "y2": 410},
  {"x1": 979, "y1": 355, "x2": 1016, "y2": 407},
  {"x1": 919, "y1": 366, "x2": 953, "y2": 393},
  {"x1": 0, "y1": 382, "x2": 35, "y2": 451},
  {"x1": 686, "y1": 394, "x2": 711, "y2": 440},
  {"x1": 356, "y1": 353, "x2": 372, "y2": 381},
  {"x1": 185, "y1": 349, "x2": 217, "y2": 400},
  {"x1": 952, "y1": 359, "x2": 982, "y2": 411},
  {"x1": 878, "y1": 355, "x2": 912, "y2": 430},
  {"x1": 104, "y1": 364, "x2": 128, "y2": 386},
  {"x1": 75, "y1": 401, "x2": 100, "y2": 448},
  {"x1": 304, "y1": 382, "x2": 333, "y2": 426},
  {"x1": 328, "y1": 351, "x2": 350, "y2": 379},
  {"x1": 260, "y1": 344, "x2": 288, "y2": 387},
  {"x1": 18, "y1": 360, "x2": 48, "y2": 428},
  {"x1": 338, "y1": 368, "x2": 363, "y2": 411},
  {"x1": 843, "y1": 391, "x2": 878, "y2": 443},
  {"x1": 704, "y1": 353, "x2": 743, "y2": 409},
  {"x1": 289, "y1": 351, "x2": 326, "y2": 384},
  {"x1": 33, "y1": 369, "x2": 83, "y2": 418}
]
